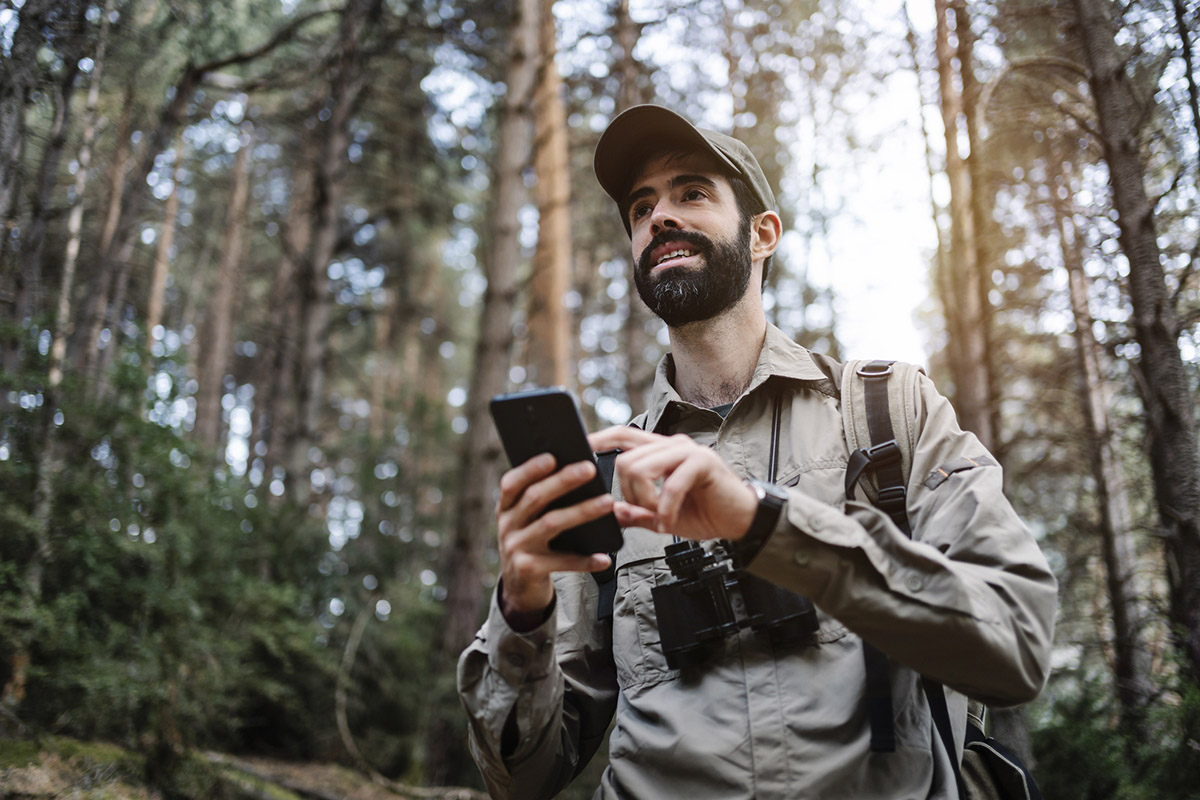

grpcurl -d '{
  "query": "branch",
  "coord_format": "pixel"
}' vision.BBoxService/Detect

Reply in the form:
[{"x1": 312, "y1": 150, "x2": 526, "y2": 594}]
[
  {"x1": 1173, "y1": 240, "x2": 1199, "y2": 309},
  {"x1": 190, "y1": 4, "x2": 339, "y2": 77},
  {"x1": 1176, "y1": 307, "x2": 1200, "y2": 338},
  {"x1": 335, "y1": 592, "x2": 383, "y2": 783},
  {"x1": 979, "y1": 56, "x2": 1090, "y2": 119},
  {"x1": 1151, "y1": 167, "x2": 1186, "y2": 212}
]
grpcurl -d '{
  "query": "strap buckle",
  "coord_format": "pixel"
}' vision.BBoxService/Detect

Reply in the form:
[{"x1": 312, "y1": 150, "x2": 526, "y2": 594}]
[
  {"x1": 856, "y1": 360, "x2": 894, "y2": 379},
  {"x1": 876, "y1": 485, "x2": 908, "y2": 516},
  {"x1": 865, "y1": 439, "x2": 901, "y2": 467}
]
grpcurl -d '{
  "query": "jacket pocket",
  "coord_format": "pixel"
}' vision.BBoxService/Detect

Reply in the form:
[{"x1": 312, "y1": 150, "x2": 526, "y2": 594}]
[{"x1": 612, "y1": 538, "x2": 680, "y2": 690}]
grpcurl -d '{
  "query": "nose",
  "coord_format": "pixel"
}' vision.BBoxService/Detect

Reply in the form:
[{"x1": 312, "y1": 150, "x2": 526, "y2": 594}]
[{"x1": 649, "y1": 201, "x2": 681, "y2": 236}]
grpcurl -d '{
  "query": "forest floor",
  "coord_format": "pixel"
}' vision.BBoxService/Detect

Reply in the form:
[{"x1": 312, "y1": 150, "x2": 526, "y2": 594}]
[{"x1": 0, "y1": 736, "x2": 485, "y2": 800}]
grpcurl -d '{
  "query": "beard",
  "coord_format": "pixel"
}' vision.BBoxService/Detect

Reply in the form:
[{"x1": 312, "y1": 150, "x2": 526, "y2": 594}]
[{"x1": 633, "y1": 222, "x2": 753, "y2": 328}]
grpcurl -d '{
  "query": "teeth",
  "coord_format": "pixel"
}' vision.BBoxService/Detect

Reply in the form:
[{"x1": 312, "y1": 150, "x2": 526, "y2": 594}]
[{"x1": 655, "y1": 249, "x2": 695, "y2": 266}]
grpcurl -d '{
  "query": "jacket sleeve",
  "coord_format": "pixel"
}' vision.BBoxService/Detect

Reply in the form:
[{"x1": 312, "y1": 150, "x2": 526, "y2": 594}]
[
  {"x1": 744, "y1": 371, "x2": 1057, "y2": 707},
  {"x1": 457, "y1": 571, "x2": 618, "y2": 800}
]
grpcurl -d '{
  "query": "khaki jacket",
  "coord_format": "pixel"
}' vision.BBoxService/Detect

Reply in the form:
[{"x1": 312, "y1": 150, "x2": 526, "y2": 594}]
[{"x1": 458, "y1": 325, "x2": 1057, "y2": 799}]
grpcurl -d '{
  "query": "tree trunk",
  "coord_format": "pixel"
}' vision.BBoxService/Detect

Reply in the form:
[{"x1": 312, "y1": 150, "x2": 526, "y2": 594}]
[
  {"x1": 50, "y1": 0, "x2": 114, "y2": 391},
  {"x1": 1173, "y1": 0, "x2": 1200, "y2": 167},
  {"x1": 68, "y1": 83, "x2": 132, "y2": 375},
  {"x1": 98, "y1": 84, "x2": 135, "y2": 260},
  {"x1": 950, "y1": 0, "x2": 1001, "y2": 447},
  {"x1": 254, "y1": 165, "x2": 311, "y2": 491},
  {"x1": 425, "y1": 0, "x2": 538, "y2": 782},
  {"x1": 525, "y1": 0, "x2": 572, "y2": 389},
  {"x1": 903, "y1": 1, "x2": 951, "y2": 358},
  {"x1": 146, "y1": 129, "x2": 186, "y2": 355},
  {"x1": 396, "y1": 249, "x2": 441, "y2": 414},
  {"x1": 933, "y1": 0, "x2": 993, "y2": 449},
  {"x1": 934, "y1": 0, "x2": 1038, "y2": 764},
  {"x1": 195, "y1": 132, "x2": 252, "y2": 452},
  {"x1": 614, "y1": 0, "x2": 655, "y2": 411},
  {"x1": 1071, "y1": 0, "x2": 1200, "y2": 685},
  {"x1": 12, "y1": 1, "x2": 84, "y2": 357},
  {"x1": 1, "y1": 0, "x2": 96, "y2": 722},
  {"x1": 286, "y1": 1, "x2": 378, "y2": 499},
  {"x1": 0, "y1": 0, "x2": 55, "y2": 392},
  {"x1": 0, "y1": 0, "x2": 53, "y2": 274},
  {"x1": 1055, "y1": 190, "x2": 1153, "y2": 721},
  {"x1": 78, "y1": 8, "x2": 335, "y2": 393}
]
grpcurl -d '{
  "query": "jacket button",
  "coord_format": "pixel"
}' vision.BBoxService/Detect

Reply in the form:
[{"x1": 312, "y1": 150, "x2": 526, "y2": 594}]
[
  {"x1": 809, "y1": 516, "x2": 824, "y2": 532},
  {"x1": 793, "y1": 549, "x2": 811, "y2": 566},
  {"x1": 507, "y1": 652, "x2": 526, "y2": 668},
  {"x1": 906, "y1": 575, "x2": 924, "y2": 593}
]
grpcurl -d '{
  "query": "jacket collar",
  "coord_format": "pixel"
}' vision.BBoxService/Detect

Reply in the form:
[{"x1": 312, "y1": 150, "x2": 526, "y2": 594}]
[{"x1": 639, "y1": 323, "x2": 830, "y2": 433}]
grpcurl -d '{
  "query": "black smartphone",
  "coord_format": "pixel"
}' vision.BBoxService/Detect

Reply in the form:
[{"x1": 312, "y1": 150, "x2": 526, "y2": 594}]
[{"x1": 489, "y1": 387, "x2": 623, "y2": 555}]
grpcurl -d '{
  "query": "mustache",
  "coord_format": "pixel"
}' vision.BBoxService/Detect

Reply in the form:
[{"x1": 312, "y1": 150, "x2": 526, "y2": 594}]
[{"x1": 636, "y1": 229, "x2": 714, "y2": 275}]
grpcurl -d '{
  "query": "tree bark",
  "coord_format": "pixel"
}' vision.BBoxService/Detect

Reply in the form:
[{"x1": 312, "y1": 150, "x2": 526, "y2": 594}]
[
  {"x1": 1173, "y1": 0, "x2": 1200, "y2": 168},
  {"x1": 0, "y1": 0, "x2": 54, "y2": 275},
  {"x1": 77, "y1": 7, "x2": 335, "y2": 393},
  {"x1": 425, "y1": 0, "x2": 538, "y2": 782},
  {"x1": 950, "y1": 0, "x2": 1001, "y2": 447},
  {"x1": 525, "y1": 0, "x2": 572, "y2": 389},
  {"x1": 286, "y1": 1, "x2": 378, "y2": 499},
  {"x1": 1055, "y1": 189, "x2": 1153, "y2": 721},
  {"x1": 254, "y1": 164, "x2": 311, "y2": 491},
  {"x1": 51, "y1": 0, "x2": 114, "y2": 391},
  {"x1": 933, "y1": 0, "x2": 994, "y2": 450},
  {"x1": 11, "y1": 0, "x2": 85, "y2": 357},
  {"x1": 146, "y1": 129, "x2": 186, "y2": 355},
  {"x1": 1071, "y1": 0, "x2": 1200, "y2": 685},
  {"x1": 614, "y1": 0, "x2": 655, "y2": 411},
  {"x1": 903, "y1": 1, "x2": 951, "y2": 355},
  {"x1": 0, "y1": 0, "x2": 55, "y2": 393},
  {"x1": 195, "y1": 131, "x2": 252, "y2": 452},
  {"x1": 1, "y1": 0, "x2": 106, "y2": 722}
]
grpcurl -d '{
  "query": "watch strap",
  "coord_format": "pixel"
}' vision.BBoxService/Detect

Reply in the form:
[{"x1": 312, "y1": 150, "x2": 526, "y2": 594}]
[{"x1": 735, "y1": 479, "x2": 786, "y2": 566}]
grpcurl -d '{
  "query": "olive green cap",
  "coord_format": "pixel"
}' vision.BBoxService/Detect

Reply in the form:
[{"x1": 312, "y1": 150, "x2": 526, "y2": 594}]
[{"x1": 593, "y1": 105, "x2": 776, "y2": 235}]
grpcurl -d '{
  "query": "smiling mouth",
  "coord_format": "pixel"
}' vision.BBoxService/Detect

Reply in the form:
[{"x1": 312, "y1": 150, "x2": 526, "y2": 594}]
[{"x1": 652, "y1": 248, "x2": 698, "y2": 270}]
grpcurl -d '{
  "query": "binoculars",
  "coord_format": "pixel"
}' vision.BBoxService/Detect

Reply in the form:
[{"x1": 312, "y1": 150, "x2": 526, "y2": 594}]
[{"x1": 651, "y1": 540, "x2": 819, "y2": 670}]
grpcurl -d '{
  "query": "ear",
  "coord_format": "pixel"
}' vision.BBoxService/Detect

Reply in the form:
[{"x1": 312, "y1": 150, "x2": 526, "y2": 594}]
[{"x1": 750, "y1": 211, "x2": 782, "y2": 262}]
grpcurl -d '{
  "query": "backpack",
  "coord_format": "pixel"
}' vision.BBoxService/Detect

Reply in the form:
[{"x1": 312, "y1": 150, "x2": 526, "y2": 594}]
[
  {"x1": 841, "y1": 359, "x2": 1043, "y2": 800},
  {"x1": 591, "y1": 358, "x2": 1043, "y2": 800}
]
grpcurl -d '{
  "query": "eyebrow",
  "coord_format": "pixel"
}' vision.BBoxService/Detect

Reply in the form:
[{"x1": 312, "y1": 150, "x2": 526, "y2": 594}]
[{"x1": 625, "y1": 173, "x2": 720, "y2": 210}]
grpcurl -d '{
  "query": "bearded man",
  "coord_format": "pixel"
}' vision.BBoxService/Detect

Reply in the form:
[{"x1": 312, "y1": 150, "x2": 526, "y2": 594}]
[{"x1": 457, "y1": 105, "x2": 1057, "y2": 799}]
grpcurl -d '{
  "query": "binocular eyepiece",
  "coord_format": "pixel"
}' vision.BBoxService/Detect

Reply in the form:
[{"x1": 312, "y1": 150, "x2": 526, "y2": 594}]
[{"x1": 652, "y1": 540, "x2": 819, "y2": 671}]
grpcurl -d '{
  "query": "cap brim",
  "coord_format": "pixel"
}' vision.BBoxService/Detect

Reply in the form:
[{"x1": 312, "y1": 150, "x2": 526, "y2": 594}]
[{"x1": 593, "y1": 105, "x2": 740, "y2": 208}]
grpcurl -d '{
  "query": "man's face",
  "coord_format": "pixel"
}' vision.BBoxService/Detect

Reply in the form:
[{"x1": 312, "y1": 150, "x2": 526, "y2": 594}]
[{"x1": 625, "y1": 151, "x2": 754, "y2": 328}]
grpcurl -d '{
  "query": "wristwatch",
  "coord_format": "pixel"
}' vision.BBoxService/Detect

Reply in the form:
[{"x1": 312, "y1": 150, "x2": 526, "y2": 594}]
[{"x1": 735, "y1": 479, "x2": 788, "y2": 564}]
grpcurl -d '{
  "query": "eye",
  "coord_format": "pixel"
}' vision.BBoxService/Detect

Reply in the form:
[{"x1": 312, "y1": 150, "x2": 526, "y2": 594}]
[
  {"x1": 630, "y1": 202, "x2": 652, "y2": 221},
  {"x1": 682, "y1": 187, "x2": 707, "y2": 202}
]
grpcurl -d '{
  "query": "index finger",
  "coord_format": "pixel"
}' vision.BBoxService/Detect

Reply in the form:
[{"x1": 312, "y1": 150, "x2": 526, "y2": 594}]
[
  {"x1": 588, "y1": 425, "x2": 667, "y2": 453},
  {"x1": 497, "y1": 452, "x2": 557, "y2": 511}
]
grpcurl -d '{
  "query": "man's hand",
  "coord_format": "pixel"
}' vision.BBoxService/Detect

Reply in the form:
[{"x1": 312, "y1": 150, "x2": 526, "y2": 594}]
[
  {"x1": 588, "y1": 426, "x2": 757, "y2": 542},
  {"x1": 496, "y1": 453, "x2": 614, "y2": 630}
]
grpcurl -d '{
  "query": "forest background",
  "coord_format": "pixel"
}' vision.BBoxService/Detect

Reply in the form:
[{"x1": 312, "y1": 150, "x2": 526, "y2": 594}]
[{"x1": 1, "y1": 0, "x2": 1199, "y2": 798}]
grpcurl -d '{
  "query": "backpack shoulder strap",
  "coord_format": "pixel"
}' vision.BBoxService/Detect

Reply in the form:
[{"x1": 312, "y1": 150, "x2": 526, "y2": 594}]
[
  {"x1": 842, "y1": 359, "x2": 975, "y2": 798},
  {"x1": 841, "y1": 359, "x2": 925, "y2": 756},
  {"x1": 841, "y1": 359, "x2": 923, "y2": 529}
]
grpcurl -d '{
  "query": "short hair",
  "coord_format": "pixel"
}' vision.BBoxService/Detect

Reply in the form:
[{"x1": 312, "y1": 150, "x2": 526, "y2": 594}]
[{"x1": 726, "y1": 172, "x2": 774, "y2": 287}]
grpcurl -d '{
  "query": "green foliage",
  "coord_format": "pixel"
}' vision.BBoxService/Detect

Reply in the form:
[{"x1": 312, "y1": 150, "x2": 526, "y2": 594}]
[
  {"x1": 1033, "y1": 671, "x2": 1200, "y2": 800},
  {"x1": 0, "y1": 737, "x2": 41, "y2": 768},
  {"x1": 0, "y1": 345, "x2": 336, "y2": 763}
]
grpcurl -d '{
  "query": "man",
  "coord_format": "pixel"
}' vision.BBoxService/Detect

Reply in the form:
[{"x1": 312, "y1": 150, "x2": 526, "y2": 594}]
[{"x1": 458, "y1": 105, "x2": 1056, "y2": 799}]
